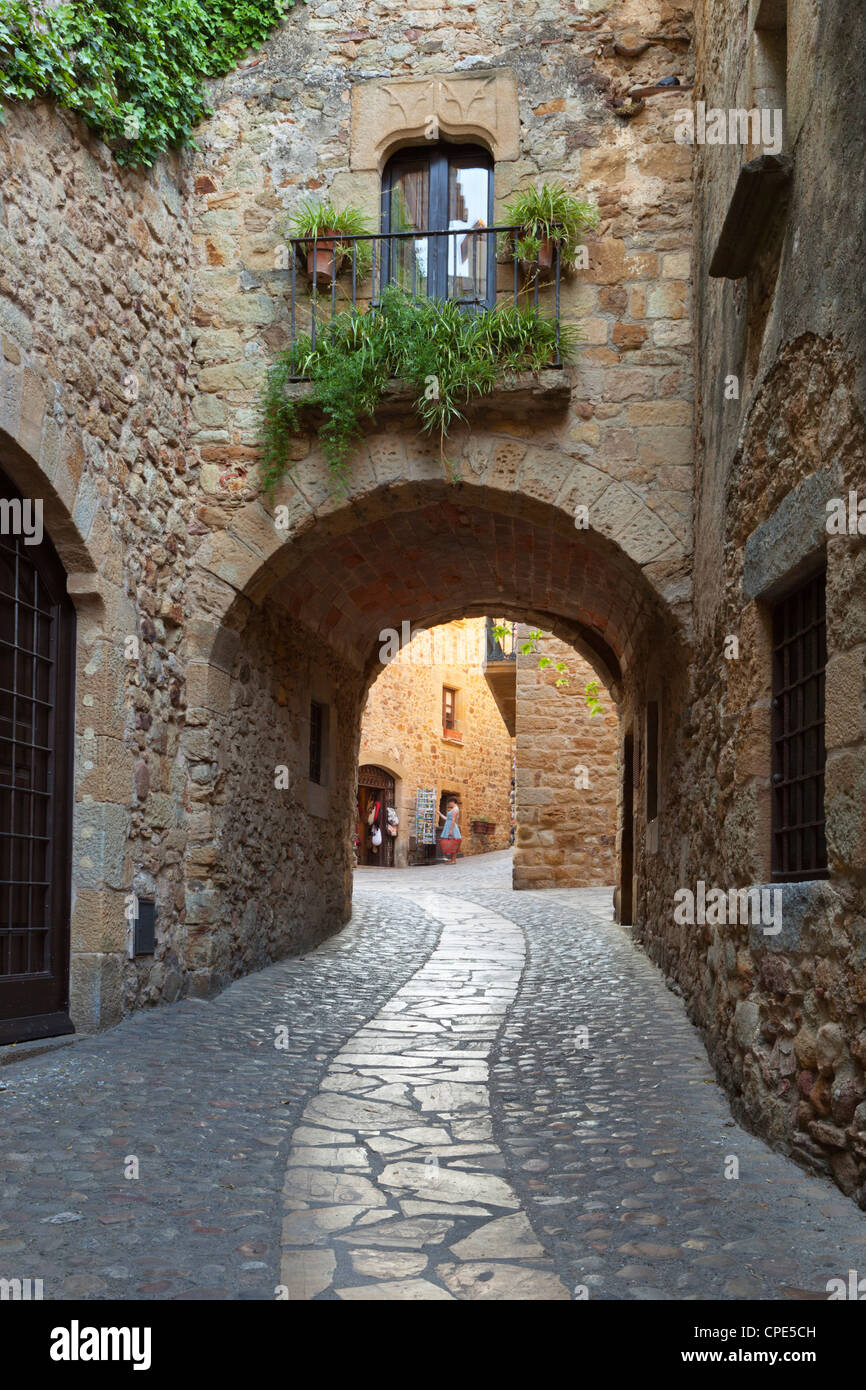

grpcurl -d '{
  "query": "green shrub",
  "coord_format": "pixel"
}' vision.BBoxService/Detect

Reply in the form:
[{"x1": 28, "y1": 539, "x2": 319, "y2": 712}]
[{"x1": 0, "y1": 0, "x2": 293, "y2": 166}]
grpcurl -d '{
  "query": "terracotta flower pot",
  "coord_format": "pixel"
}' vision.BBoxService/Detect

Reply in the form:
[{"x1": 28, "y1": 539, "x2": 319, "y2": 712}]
[
  {"x1": 517, "y1": 237, "x2": 558, "y2": 283},
  {"x1": 304, "y1": 229, "x2": 341, "y2": 286},
  {"x1": 536, "y1": 236, "x2": 556, "y2": 272},
  {"x1": 520, "y1": 236, "x2": 557, "y2": 280}
]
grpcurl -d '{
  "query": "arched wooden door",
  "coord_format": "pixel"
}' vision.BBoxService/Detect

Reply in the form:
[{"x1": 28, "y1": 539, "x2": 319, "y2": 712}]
[
  {"x1": 357, "y1": 765, "x2": 396, "y2": 867},
  {"x1": 0, "y1": 470, "x2": 75, "y2": 1043}
]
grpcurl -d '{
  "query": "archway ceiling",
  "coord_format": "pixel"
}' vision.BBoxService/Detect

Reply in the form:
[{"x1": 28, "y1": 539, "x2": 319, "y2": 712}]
[{"x1": 255, "y1": 483, "x2": 675, "y2": 690}]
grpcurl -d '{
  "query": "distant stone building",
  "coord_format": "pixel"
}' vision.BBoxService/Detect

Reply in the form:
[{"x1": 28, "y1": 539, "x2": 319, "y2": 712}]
[
  {"x1": 358, "y1": 618, "x2": 620, "y2": 879},
  {"x1": 514, "y1": 632, "x2": 619, "y2": 891},
  {"x1": 357, "y1": 618, "x2": 514, "y2": 866}
]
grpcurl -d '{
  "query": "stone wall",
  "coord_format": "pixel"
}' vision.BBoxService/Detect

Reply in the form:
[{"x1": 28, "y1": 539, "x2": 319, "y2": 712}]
[
  {"x1": 634, "y1": 0, "x2": 866, "y2": 1202},
  {"x1": 359, "y1": 618, "x2": 514, "y2": 863},
  {"x1": 185, "y1": 604, "x2": 364, "y2": 993},
  {"x1": 0, "y1": 100, "x2": 201, "y2": 1031},
  {"x1": 180, "y1": 0, "x2": 697, "y2": 1027},
  {"x1": 514, "y1": 632, "x2": 619, "y2": 889},
  {"x1": 1, "y1": 1, "x2": 697, "y2": 1050},
  {"x1": 188, "y1": 0, "x2": 696, "y2": 589}
]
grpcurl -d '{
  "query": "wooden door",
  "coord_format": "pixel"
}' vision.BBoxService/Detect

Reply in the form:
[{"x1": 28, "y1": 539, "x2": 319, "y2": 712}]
[{"x1": 358, "y1": 766, "x2": 396, "y2": 867}]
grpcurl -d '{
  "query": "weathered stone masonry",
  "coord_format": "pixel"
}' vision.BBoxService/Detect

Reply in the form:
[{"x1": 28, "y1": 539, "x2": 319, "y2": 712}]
[
  {"x1": 0, "y1": 102, "x2": 199, "y2": 1030},
  {"x1": 359, "y1": 618, "x2": 515, "y2": 865},
  {"x1": 637, "y1": 0, "x2": 866, "y2": 1199},
  {"x1": 514, "y1": 632, "x2": 618, "y2": 890},
  {"x1": 3, "y1": 3, "x2": 695, "y2": 1033},
  {"x1": 7, "y1": 0, "x2": 866, "y2": 1207}
]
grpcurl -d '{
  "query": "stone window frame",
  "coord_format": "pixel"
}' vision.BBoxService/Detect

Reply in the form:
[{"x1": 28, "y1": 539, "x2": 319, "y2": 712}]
[
  {"x1": 442, "y1": 684, "x2": 458, "y2": 732},
  {"x1": 437, "y1": 668, "x2": 466, "y2": 744},
  {"x1": 0, "y1": 391, "x2": 133, "y2": 1038},
  {"x1": 341, "y1": 70, "x2": 520, "y2": 256},
  {"x1": 349, "y1": 70, "x2": 520, "y2": 177},
  {"x1": 742, "y1": 469, "x2": 837, "y2": 885}
]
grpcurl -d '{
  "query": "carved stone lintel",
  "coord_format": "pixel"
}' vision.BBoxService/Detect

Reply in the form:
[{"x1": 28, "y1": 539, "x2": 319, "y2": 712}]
[{"x1": 350, "y1": 69, "x2": 520, "y2": 171}]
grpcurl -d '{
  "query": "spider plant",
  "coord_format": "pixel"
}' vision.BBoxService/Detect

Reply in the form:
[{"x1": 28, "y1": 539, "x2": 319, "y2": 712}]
[
  {"x1": 284, "y1": 198, "x2": 374, "y2": 283},
  {"x1": 260, "y1": 288, "x2": 582, "y2": 491},
  {"x1": 499, "y1": 183, "x2": 599, "y2": 274}
]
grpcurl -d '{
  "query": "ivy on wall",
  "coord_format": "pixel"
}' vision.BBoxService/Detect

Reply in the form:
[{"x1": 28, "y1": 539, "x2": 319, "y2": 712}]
[{"x1": 0, "y1": 0, "x2": 294, "y2": 166}]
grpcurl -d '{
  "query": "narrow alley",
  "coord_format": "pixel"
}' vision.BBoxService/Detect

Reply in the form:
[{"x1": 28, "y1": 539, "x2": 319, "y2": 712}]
[{"x1": 3, "y1": 853, "x2": 862, "y2": 1302}]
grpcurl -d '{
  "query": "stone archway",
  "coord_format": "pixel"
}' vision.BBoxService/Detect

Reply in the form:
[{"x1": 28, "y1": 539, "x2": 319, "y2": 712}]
[
  {"x1": 0, "y1": 414, "x2": 131, "y2": 1037},
  {"x1": 179, "y1": 463, "x2": 691, "y2": 998}
]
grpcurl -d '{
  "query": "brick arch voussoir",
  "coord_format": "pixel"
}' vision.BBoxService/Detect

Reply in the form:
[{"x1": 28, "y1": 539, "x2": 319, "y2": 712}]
[{"x1": 189, "y1": 466, "x2": 689, "y2": 678}]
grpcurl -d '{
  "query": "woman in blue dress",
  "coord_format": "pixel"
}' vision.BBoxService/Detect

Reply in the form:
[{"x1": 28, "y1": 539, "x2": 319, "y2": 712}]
[{"x1": 437, "y1": 797, "x2": 461, "y2": 865}]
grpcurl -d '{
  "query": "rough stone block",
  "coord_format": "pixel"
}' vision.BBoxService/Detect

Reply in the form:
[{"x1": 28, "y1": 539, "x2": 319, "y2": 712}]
[
  {"x1": 743, "y1": 469, "x2": 841, "y2": 600},
  {"x1": 69, "y1": 951, "x2": 124, "y2": 1033}
]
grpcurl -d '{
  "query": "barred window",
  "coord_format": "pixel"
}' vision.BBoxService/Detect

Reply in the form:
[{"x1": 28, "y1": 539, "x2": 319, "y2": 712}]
[
  {"x1": 771, "y1": 568, "x2": 828, "y2": 881},
  {"x1": 0, "y1": 469, "x2": 75, "y2": 1043}
]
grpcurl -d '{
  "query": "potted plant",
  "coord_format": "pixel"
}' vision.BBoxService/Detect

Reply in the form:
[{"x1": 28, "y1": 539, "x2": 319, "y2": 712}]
[
  {"x1": 500, "y1": 183, "x2": 599, "y2": 278},
  {"x1": 285, "y1": 199, "x2": 373, "y2": 287}
]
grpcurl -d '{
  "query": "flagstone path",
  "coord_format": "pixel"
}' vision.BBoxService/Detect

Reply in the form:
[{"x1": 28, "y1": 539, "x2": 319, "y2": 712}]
[{"x1": 2, "y1": 852, "x2": 865, "y2": 1301}]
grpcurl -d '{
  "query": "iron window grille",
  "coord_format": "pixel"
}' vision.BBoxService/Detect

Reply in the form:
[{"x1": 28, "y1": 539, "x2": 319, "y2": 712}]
[
  {"x1": 0, "y1": 470, "x2": 75, "y2": 1042},
  {"x1": 771, "y1": 567, "x2": 828, "y2": 881}
]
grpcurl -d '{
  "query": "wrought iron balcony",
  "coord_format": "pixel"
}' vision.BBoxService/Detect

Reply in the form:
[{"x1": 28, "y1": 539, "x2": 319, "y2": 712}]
[
  {"x1": 285, "y1": 224, "x2": 565, "y2": 380},
  {"x1": 484, "y1": 619, "x2": 516, "y2": 735},
  {"x1": 485, "y1": 618, "x2": 516, "y2": 664}
]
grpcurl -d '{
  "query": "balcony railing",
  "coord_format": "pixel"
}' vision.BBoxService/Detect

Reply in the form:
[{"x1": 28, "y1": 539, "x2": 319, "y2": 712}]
[
  {"x1": 285, "y1": 224, "x2": 564, "y2": 380},
  {"x1": 485, "y1": 618, "x2": 516, "y2": 663}
]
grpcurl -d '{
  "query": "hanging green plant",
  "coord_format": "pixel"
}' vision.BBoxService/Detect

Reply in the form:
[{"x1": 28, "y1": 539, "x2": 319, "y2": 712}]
[
  {"x1": 284, "y1": 199, "x2": 374, "y2": 285},
  {"x1": 0, "y1": 0, "x2": 294, "y2": 166},
  {"x1": 495, "y1": 625, "x2": 608, "y2": 708},
  {"x1": 499, "y1": 182, "x2": 599, "y2": 274},
  {"x1": 259, "y1": 286, "x2": 581, "y2": 495},
  {"x1": 584, "y1": 679, "x2": 605, "y2": 717}
]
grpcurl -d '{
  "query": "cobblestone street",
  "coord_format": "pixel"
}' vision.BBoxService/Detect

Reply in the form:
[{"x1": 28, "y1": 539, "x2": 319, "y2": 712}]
[{"x1": 3, "y1": 852, "x2": 864, "y2": 1301}]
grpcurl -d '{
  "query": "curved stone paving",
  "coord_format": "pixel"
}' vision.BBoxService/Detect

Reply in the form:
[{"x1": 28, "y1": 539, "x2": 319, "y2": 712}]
[
  {"x1": 280, "y1": 892, "x2": 569, "y2": 1300},
  {"x1": 3, "y1": 851, "x2": 866, "y2": 1300}
]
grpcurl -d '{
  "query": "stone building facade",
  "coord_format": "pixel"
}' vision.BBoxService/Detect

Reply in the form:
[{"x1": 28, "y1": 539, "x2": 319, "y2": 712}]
[
  {"x1": 358, "y1": 618, "x2": 514, "y2": 865},
  {"x1": 514, "y1": 632, "x2": 619, "y2": 890},
  {"x1": 637, "y1": 0, "x2": 866, "y2": 1196},
  {"x1": 2, "y1": 0, "x2": 866, "y2": 1203}
]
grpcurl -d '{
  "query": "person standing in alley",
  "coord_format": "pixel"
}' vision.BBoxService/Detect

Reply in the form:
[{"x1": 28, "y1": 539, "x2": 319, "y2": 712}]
[{"x1": 437, "y1": 797, "x2": 461, "y2": 865}]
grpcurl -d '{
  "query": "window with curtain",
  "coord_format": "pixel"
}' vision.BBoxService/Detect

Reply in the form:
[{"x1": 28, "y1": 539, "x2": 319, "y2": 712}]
[{"x1": 381, "y1": 144, "x2": 494, "y2": 309}]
